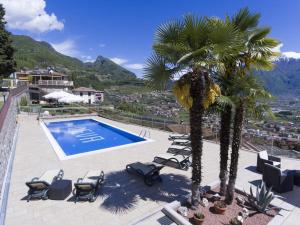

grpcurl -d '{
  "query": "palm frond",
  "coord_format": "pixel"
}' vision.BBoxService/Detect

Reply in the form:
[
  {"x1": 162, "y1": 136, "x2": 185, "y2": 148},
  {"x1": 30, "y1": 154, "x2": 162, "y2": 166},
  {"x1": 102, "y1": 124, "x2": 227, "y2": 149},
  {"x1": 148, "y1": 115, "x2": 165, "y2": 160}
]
[
  {"x1": 231, "y1": 7, "x2": 260, "y2": 32},
  {"x1": 143, "y1": 54, "x2": 177, "y2": 90}
]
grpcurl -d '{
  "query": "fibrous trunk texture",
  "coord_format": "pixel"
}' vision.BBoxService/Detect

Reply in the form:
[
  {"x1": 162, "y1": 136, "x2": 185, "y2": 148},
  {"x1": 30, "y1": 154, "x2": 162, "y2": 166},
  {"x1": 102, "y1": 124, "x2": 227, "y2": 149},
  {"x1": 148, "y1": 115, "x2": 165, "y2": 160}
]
[
  {"x1": 189, "y1": 71, "x2": 205, "y2": 207},
  {"x1": 219, "y1": 105, "x2": 232, "y2": 196},
  {"x1": 226, "y1": 102, "x2": 244, "y2": 204}
]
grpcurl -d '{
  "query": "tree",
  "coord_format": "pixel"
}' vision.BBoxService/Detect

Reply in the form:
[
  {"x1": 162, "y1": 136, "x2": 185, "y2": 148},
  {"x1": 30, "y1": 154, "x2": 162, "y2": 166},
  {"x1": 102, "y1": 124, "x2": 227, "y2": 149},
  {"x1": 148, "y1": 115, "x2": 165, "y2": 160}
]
[
  {"x1": 218, "y1": 7, "x2": 261, "y2": 196},
  {"x1": 144, "y1": 15, "x2": 242, "y2": 207},
  {"x1": 0, "y1": 4, "x2": 16, "y2": 78},
  {"x1": 223, "y1": 8, "x2": 280, "y2": 204}
]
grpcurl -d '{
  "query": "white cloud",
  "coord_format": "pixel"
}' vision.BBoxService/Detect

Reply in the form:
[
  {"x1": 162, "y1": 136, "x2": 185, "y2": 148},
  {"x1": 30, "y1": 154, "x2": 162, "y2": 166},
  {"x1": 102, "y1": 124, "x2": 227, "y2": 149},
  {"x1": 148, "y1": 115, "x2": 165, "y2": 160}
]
[
  {"x1": 273, "y1": 43, "x2": 300, "y2": 59},
  {"x1": 272, "y1": 43, "x2": 283, "y2": 53},
  {"x1": 81, "y1": 55, "x2": 95, "y2": 63},
  {"x1": 99, "y1": 43, "x2": 106, "y2": 48},
  {"x1": 125, "y1": 63, "x2": 144, "y2": 70},
  {"x1": 51, "y1": 39, "x2": 78, "y2": 57},
  {"x1": 282, "y1": 51, "x2": 300, "y2": 59},
  {"x1": 0, "y1": 0, "x2": 64, "y2": 32},
  {"x1": 110, "y1": 57, "x2": 128, "y2": 65}
]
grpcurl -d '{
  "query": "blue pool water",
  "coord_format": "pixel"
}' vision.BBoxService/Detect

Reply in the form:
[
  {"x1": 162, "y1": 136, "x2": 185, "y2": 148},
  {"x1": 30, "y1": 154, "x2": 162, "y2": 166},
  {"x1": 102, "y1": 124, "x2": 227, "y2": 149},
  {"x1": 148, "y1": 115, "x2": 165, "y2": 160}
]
[{"x1": 45, "y1": 119, "x2": 146, "y2": 156}]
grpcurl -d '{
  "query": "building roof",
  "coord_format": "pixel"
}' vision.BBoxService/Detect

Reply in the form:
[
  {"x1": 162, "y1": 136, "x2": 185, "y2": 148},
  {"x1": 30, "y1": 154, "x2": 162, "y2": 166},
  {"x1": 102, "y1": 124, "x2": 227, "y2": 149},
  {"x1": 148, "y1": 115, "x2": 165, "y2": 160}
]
[{"x1": 73, "y1": 87, "x2": 101, "y2": 93}]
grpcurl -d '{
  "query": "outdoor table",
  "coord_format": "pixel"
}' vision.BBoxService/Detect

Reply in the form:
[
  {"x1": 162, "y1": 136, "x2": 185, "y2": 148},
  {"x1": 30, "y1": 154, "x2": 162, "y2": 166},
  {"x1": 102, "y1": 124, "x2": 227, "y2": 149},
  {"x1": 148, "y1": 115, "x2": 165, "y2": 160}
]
[{"x1": 48, "y1": 179, "x2": 72, "y2": 200}]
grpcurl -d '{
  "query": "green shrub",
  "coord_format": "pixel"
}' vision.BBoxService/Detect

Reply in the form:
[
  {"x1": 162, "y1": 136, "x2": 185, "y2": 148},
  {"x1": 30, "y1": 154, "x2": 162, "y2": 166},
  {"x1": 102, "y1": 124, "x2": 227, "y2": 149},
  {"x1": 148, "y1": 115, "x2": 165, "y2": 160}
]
[{"x1": 19, "y1": 96, "x2": 28, "y2": 106}]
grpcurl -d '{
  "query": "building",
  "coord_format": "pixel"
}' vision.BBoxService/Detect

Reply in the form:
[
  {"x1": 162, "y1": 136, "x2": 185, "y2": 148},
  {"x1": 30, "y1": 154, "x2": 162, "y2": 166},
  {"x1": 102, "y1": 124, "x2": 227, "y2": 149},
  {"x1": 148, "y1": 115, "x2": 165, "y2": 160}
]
[
  {"x1": 15, "y1": 68, "x2": 73, "y2": 102},
  {"x1": 72, "y1": 87, "x2": 104, "y2": 104}
]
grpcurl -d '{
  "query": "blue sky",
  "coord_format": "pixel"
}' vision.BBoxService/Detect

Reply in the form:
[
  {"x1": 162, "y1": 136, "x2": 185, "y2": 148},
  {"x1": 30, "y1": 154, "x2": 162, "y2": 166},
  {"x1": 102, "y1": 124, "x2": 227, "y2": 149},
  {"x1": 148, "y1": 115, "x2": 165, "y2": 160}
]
[{"x1": 1, "y1": 0, "x2": 300, "y2": 77}]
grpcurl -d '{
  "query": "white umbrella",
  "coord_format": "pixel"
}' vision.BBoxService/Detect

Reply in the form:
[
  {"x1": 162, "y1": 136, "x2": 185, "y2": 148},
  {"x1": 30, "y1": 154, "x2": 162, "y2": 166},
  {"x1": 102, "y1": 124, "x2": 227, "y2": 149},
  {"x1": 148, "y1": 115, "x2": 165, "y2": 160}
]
[
  {"x1": 58, "y1": 95, "x2": 84, "y2": 103},
  {"x1": 44, "y1": 91, "x2": 73, "y2": 100}
]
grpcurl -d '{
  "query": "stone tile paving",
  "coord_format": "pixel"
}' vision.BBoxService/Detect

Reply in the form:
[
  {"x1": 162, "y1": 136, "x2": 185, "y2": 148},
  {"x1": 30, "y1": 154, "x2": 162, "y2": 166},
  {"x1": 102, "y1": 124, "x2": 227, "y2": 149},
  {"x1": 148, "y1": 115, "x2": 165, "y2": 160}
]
[{"x1": 5, "y1": 115, "x2": 300, "y2": 225}]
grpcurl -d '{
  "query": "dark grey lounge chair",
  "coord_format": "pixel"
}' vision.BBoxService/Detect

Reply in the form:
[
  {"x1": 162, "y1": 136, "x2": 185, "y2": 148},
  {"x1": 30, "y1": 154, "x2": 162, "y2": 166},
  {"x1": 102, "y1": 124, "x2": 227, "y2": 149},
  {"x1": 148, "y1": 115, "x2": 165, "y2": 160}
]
[
  {"x1": 172, "y1": 139, "x2": 190, "y2": 146},
  {"x1": 167, "y1": 145, "x2": 191, "y2": 156},
  {"x1": 25, "y1": 169, "x2": 64, "y2": 202},
  {"x1": 168, "y1": 134, "x2": 190, "y2": 141},
  {"x1": 73, "y1": 170, "x2": 104, "y2": 203},
  {"x1": 263, "y1": 164, "x2": 294, "y2": 193},
  {"x1": 257, "y1": 150, "x2": 281, "y2": 173},
  {"x1": 154, "y1": 153, "x2": 191, "y2": 170},
  {"x1": 126, "y1": 162, "x2": 164, "y2": 186}
]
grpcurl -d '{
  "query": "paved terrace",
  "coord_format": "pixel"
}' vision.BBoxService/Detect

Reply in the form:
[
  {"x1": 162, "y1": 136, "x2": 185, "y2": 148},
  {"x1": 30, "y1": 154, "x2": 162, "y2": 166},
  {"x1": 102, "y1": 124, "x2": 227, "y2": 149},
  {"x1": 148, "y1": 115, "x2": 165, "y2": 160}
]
[{"x1": 5, "y1": 115, "x2": 300, "y2": 225}]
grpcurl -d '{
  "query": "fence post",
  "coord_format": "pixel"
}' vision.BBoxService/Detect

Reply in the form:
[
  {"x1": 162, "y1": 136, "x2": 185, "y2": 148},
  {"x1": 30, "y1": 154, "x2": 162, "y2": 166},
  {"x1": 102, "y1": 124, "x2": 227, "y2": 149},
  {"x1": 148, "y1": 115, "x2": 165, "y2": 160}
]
[{"x1": 163, "y1": 119, "x2": 166, "y2": 130}]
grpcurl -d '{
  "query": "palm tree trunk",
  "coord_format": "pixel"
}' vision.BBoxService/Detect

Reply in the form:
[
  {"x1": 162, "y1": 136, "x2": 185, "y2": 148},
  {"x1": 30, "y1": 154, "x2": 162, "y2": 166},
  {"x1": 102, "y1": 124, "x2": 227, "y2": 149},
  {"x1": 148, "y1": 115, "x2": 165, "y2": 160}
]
[
  {"x1": 226, "y1": 102, "x2": 244, "y2": 204},
  {"x1": 189, "y1": 72, "x2": 205, "y2": 208},
  {"x1": 219, "y1": 105, "x2": 232, "y2": 196}
]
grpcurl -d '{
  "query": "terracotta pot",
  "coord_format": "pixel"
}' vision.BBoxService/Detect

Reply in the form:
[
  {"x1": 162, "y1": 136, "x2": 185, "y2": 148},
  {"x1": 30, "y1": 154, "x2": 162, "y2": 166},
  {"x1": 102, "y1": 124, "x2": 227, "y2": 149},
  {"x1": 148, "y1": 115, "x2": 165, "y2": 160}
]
[
  {"x1": 214, "y1": 201, "x2": 227, "y2": 214},
  {"x1": 193, "y1": 216, "x2": 205, "y2": 225}
]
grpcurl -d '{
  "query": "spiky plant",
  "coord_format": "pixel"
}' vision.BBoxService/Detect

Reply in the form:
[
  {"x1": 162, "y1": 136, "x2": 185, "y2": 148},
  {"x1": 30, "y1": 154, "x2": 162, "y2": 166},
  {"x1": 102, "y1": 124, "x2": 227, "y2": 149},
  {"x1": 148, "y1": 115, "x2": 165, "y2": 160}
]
[{"x1": 245, "y1": 182, "x2": 275, "y2": 213}]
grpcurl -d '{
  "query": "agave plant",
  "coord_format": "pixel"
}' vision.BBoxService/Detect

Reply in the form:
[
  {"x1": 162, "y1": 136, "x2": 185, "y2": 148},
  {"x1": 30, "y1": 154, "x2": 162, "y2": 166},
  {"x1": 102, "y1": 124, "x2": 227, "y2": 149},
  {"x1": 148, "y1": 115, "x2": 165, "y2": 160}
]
[{"x1": 245, "y1": 182, "x2": 275, "y2": 213}]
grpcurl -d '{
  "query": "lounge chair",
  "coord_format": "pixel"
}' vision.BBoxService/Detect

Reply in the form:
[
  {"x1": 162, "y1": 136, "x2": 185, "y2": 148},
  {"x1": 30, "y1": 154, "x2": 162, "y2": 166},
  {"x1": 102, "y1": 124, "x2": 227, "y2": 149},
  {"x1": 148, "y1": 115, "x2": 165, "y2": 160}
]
[
  {"x1": 168, "y1": 134, "x2": 190, "y2": 141},
  {"x1": 154, "y1": 153, "x2": 191, "y2": 170},
  {"x1": 172, "y1": 139, "x2": 190, "y2": 146},
  {"x1": 126, "y1": 162, "x2": 164, "y2": 186},
  {"x1": 263, "y1": 164, "x2": 294, "y2": 193},
  {"x1": 167, "y1": 145, "x2": 191, "y2": 156},
  {"x1": 25, "y1": 169, "x2": 64, "y2": 202},
  {"x1": 73, "y1": 170, "x2": 104, "y2": 203},
  {"x1": 256, "y1": 150, "x2": 281, "y2": 173}
]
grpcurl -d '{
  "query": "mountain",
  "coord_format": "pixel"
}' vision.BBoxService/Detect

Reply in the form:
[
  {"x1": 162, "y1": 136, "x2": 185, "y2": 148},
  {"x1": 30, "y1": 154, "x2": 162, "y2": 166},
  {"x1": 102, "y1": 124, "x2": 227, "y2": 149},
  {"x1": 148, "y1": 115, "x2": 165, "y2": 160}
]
[
  {"x1": 256, "y1": 57, "x2": 300, "y2": 96},
  {"x1": 85, "y1": 56, "x2": 136, "y2": 81},
  {"x1": 12, "y1": 35, "x2": 85, "y2": 71},
  {"x1": 11, "y1": 35, "x2": 137, "y2": 85}
]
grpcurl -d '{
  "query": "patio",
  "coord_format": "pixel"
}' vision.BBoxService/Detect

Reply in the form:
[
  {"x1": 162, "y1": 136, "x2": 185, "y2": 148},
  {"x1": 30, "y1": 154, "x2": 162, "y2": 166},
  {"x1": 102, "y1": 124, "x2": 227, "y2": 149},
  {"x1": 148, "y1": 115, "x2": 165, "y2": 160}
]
[{"x1": 4, "y1": 115, "x2": 300, "y2": 225}]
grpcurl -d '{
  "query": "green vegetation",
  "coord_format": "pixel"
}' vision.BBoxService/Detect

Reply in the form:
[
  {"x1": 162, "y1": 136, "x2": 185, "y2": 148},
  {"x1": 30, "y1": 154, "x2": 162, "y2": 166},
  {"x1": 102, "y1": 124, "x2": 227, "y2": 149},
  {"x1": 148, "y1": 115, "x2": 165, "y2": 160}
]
[
  {"x1": 12, "y1": 34, "x2": 139, "y2": 90},
  {"x1": 0, "y1": 4, "x2": 16, "y2": 78},
  {"x1": 144, "y1": 14, "x2": 243, "y2": 207},
  {"x1": 19, "y1": 96, "x2": 28, "y2": 106},
  {"x1": 218, "y1": 8, "x2": 278, "y2": 204},
  {"x1": 245, "y1": 182, "x2": 275, "y2": 213},
  {"x1": 117, "y1": 102, "x2": 145, "y2": 115},
  {"x1": 144, "y1": 8, "x2": 279, "y2": 208}
]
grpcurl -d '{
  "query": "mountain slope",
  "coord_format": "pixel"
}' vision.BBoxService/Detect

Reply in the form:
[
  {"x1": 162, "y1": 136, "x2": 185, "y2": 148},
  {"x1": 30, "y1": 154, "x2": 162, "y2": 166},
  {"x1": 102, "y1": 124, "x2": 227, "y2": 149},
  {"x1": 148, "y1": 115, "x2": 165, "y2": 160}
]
[
  {"x1": 12, "y1": 35, "x2": 137, "y2": 81},
  {"x1": 12, "y1": 35, "x2": 85, "y2": 71},
  {"x1": 85, "y1": 56, "x2": 136, "y2": 81},
  {"x1": 256, "y1": 58, "x2": 300, "y2": 96}
]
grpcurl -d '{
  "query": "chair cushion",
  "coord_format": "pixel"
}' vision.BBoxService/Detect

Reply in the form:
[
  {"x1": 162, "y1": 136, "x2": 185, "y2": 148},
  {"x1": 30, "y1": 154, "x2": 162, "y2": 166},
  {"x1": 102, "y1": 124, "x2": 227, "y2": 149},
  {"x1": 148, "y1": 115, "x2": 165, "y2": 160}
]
[
  {"x1": 259, "y1": 151, "x2": 268, "y2": 160},
  {"x1": 129, "y1": 162, "x2": 153, "y2": 175},
  {"x1": 273, "y1": 161, "x2": 281, "y2": 166},
  {"x1": 82, "y1": 170, "x2": 102, "y2": 185},
  {"x1": 36, "y1": 169, "x2": 61, "y2": 184}
]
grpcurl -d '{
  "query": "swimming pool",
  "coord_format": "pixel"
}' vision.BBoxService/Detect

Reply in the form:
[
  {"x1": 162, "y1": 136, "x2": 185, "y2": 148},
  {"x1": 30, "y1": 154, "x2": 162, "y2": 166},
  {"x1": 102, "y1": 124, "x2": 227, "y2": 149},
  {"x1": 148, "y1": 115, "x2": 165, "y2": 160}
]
[{"x1": 42, "y1": 118, "x2": 147, "y2": 159}]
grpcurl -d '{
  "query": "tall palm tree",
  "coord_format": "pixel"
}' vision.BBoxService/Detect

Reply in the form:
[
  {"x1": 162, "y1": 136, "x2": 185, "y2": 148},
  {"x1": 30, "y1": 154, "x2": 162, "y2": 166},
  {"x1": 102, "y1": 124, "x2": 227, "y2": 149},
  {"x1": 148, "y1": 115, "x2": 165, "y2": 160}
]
[
  {"x1": 144, "y1": 15, "x2": 242, "y2": 207},
  {"x1": 218, "y1": 8, "x2": 261, "y2": 195},
  {"x1": 224, "y1": 8, "x2": 280, "y2": 204}
]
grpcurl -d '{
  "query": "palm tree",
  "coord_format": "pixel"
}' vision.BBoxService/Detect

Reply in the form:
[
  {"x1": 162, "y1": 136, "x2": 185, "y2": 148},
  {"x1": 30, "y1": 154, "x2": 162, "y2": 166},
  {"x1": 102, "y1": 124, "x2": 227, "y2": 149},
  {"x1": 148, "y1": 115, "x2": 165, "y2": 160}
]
[
  {"x1": 218, "y1": 8, "x2": 261, "y2": 195},
  {"x1": 144, "y1": 15, "x2": 242, "y2": 207},
  {"x1": 224, "y1": 8, "x2": 280, "y2": 204}
]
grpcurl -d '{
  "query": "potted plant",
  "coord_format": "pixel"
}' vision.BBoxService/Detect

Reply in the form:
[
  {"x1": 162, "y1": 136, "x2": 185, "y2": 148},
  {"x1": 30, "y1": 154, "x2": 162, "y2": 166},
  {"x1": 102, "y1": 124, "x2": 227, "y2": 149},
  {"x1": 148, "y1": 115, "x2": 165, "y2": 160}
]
[
  {"x1": 193, "y1": 211, "x2": 205, "y2": 225},
  {"x1": 214, "y1": 200, "x2": 227, "y2": 214}
]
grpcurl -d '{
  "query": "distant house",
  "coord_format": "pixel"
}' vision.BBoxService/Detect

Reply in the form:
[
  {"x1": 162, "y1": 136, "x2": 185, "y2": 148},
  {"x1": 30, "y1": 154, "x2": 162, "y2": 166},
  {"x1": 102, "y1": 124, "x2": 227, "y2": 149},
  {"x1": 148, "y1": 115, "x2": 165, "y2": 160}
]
[{"x1": 72, "y1": 87, "x2": 104, "y2": 104}]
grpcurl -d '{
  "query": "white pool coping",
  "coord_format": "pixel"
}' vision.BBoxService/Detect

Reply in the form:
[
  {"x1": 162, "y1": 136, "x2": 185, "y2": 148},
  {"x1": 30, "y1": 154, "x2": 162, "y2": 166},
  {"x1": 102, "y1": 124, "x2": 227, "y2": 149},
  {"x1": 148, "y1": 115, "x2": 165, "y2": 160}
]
[{"x1": 40, "y1": 117, "x2": 154, "y2": 160}]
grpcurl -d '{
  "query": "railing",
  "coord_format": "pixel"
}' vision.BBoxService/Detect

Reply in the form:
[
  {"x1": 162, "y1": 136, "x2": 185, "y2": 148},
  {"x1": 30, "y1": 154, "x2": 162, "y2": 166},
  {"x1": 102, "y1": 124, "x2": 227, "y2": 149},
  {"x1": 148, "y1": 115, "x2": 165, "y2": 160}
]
[
  {"x1": 38, "y1": 80, "x2": 74, "y2": 86},
  {"x1": 0, "y1": 85, "x2": 27, "y2": 132},
  {"x1": 0, "y1": 85, "x2": 27, "y2": 223}
]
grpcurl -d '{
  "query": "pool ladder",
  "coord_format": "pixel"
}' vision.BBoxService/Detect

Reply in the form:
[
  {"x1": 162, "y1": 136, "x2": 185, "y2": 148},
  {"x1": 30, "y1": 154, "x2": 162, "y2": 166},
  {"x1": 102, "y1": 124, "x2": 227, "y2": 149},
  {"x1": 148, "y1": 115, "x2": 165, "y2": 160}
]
[{"x1": 139, "y1": 129, "x2": 151, "y2": 138}]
